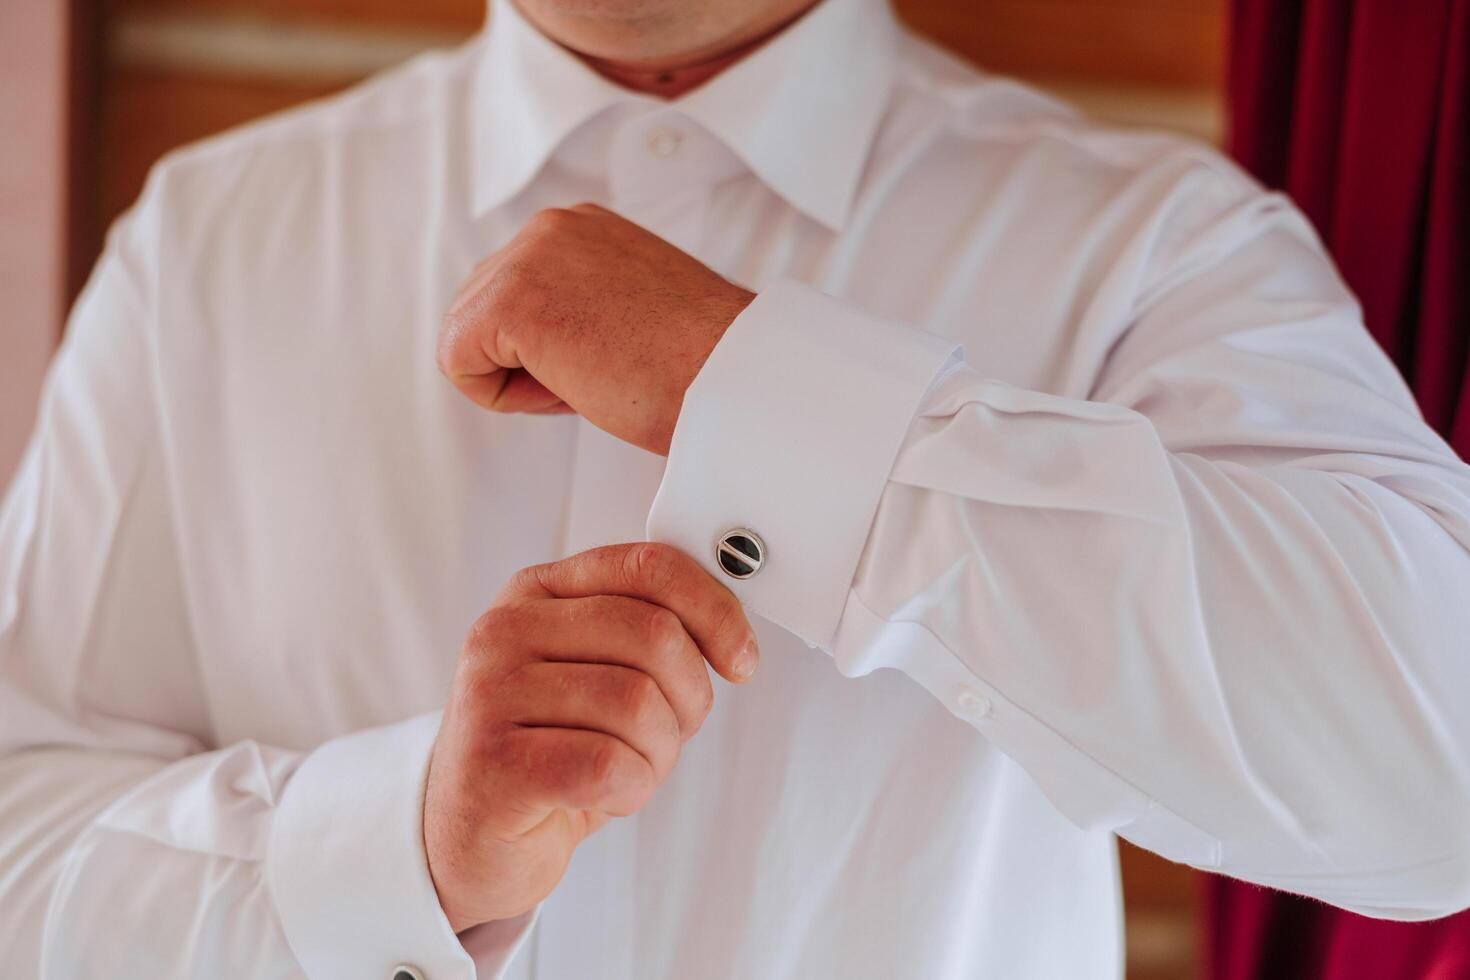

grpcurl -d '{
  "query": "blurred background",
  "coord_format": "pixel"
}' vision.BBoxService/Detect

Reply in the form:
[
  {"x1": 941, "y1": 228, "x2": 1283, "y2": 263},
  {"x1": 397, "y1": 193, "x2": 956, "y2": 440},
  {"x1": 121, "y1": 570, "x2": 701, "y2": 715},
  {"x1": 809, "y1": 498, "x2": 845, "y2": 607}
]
[{"x1": 2, "y1": 1, "x2": 1224, "y2": 976}]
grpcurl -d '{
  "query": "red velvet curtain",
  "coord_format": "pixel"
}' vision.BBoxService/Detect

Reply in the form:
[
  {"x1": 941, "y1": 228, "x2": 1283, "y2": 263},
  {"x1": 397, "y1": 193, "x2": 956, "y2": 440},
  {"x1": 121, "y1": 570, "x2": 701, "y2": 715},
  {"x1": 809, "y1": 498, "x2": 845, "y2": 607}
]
[{"x1": 1209, "y1": 0, "x2": 1470, "y2": 977}]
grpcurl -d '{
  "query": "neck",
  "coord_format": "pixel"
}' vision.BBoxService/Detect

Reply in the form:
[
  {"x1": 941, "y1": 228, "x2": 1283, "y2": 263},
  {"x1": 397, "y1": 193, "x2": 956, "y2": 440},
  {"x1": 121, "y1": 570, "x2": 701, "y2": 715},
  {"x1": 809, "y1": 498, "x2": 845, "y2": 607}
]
[
  {"x1": 575, "y1": 20, "x2": 793, "y2": 98},
  {"x1": 515, "y1": 0, "x2": 821, "y2": 99}
]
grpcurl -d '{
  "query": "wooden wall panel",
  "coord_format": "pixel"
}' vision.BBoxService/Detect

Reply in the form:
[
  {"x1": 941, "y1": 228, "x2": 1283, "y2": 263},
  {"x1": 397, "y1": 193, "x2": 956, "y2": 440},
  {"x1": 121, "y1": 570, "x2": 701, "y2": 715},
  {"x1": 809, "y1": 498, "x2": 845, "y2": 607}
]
[
  {"x1": 100, "y1": 70, "x2": 345, "y2": 225},
  {"x1": 110, "y1": 0, "x2": 1223, "y2": 83},
  {"x1": 109, "y1": 0, "x2": 482, "y2": 31},
  {"x1": 895, "y1": 0, "x2": 1223, "y2": 87},
  {"x1": 1122, "y1": 841, "x2": 1201, "y2": 980}
]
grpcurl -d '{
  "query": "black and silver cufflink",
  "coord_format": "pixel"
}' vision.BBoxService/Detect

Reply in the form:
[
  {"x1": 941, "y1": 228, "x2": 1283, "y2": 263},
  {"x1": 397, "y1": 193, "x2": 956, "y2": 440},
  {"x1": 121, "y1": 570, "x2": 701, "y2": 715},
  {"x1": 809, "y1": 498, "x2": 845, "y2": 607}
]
[{"x1": 716, "y1": 528, "x2": 766, "y2": 580}]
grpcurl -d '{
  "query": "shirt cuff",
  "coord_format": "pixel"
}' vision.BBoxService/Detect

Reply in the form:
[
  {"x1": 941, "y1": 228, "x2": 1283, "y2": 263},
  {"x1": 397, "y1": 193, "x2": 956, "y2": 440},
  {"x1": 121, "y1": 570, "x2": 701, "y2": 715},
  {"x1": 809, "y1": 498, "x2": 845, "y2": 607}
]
[
  {"x1": 268, "y1": 712, "x2": 535, "y2": 980},
  {"x1": 647, "y1": 277, "x2": 960, "y2": 646}
]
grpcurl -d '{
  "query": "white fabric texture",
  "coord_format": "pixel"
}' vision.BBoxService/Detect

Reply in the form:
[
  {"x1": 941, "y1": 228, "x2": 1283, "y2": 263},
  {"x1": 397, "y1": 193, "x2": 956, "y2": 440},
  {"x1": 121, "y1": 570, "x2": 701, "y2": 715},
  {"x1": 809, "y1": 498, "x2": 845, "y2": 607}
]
[{"x1": 4, "y1": 0, "x2": 1470, "y2": 976}]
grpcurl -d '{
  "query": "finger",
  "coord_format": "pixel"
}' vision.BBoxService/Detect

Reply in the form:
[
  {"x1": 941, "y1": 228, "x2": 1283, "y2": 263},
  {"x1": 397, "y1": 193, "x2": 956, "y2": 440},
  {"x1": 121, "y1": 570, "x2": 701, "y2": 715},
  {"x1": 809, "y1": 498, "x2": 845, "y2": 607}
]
[
  {"x1": 437, "y1": 258, "x2": 527, "y2": 405},
  {"x1": 501, "y1": 662, "x2": 681, "y2": 779},
  {"x1": 494, "y1": 726, "x2": 655, "y2": 818},
  {"x1": 505, "y1": 543, "x2": 757, "y2": 683},
  {"x1": 507, "y1": 595, "x2": 715, "y2": 739},
  {"x1": 566, "y1": 202, "x2": 612, "y2": 217},
  {"x1": 445, "y1": 366, "x2": 565, "y2": 414},
  {"x1": 527, "y1": 401, "x2": 574, "y2": 415},
  {"x1": 438, "y1": 282, "x2": 521, "y2": 376},
  {"x1": 444, "y1": 364, "x2": 511, "y2": 413},
  {"x1": 491, "y1": 370, "x2": 564, "y2": 414}
]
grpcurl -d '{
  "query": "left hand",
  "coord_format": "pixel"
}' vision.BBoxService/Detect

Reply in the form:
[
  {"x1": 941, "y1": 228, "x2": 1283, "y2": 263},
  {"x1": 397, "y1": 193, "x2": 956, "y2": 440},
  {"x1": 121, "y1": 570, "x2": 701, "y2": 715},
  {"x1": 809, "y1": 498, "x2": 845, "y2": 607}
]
[{"x1": 437, "y1": 203, "x2": 755, "y2": 455}]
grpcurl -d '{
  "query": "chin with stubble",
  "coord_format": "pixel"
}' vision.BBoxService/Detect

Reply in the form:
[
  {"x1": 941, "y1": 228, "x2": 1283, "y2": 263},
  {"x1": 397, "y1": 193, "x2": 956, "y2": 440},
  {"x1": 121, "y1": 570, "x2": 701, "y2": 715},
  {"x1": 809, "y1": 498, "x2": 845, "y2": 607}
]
[{"x1": 510, "y1": 0, "x2": 820, "y2": 67}]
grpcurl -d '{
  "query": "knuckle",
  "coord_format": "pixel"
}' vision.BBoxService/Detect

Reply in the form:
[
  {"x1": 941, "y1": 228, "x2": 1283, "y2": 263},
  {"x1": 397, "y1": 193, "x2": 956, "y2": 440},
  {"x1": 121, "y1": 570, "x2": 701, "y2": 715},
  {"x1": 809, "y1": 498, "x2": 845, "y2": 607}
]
[
  {"x1": 619, "y1": 671, "x2": 662, "y2": 723},
  {"x1": 466, "y1": 603, "x2": 519, "y2": 652},
  {"x1": 625, "y1": 542, "x2": 679, "y2": 596},
  {"x1": 434, "y1": 319, "x2": 464, "y2": 376},
  {"x1": 448, "y1": 674, "x2": 507, "y2": 760},
  {"x1": 493, "y1": 255, "x2": 533, "y2": 290},
  {"x1": 527, "y1": 207, "x2": 574, "y2": 237},
  {"x1": 643, "y1": 606, "x2": 685, "y2": 654},
  {"x1": 674, "y1": 684, "x2": 713, "y2": 743},
  {"x1": 586, "y1": 739, "x2": 625, "y2": 795},
  {"x1": 661, "y1": 739, "x2": 683, "y2": 778},
  {"x1": 458, "y1": 609, "x2": 535, "y2": 714},
  {"x1": 694, "y1": 679, "x2": 715, "y2": 724},
  {"x1": 436, "y1": 305, "x2": 487, "y2": 378},
  {"x1": 504, "y1": 562, "x2": 551, "y2": 599},
  {"x1": 453, "y1": 653, "x2": 501, "y2": 709},
  {"x1": 463, "y1": 717, "x2": 504, "y2": 764},
  {"x1": 463, "y1": 613, "x2": 495, "y2": 656},
  {"x1": 483, "y1": 261, "x2": 534, "y2": 332}
]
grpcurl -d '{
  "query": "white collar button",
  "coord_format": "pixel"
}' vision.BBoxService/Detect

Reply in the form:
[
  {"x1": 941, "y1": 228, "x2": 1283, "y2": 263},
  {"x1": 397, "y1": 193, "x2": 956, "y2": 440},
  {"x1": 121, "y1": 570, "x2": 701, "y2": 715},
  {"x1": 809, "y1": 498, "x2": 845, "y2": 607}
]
[{"x1": 646, "y1": 126, "x2": 684, "y2": 158}]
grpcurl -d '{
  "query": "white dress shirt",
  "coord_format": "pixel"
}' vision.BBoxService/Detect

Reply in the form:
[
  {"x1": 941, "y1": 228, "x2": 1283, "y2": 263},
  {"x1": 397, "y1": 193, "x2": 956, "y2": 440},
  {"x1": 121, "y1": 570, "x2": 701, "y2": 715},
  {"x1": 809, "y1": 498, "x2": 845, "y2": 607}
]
[{"x1": 5, "y1": 0, "x2": 1470, "y2": 976}]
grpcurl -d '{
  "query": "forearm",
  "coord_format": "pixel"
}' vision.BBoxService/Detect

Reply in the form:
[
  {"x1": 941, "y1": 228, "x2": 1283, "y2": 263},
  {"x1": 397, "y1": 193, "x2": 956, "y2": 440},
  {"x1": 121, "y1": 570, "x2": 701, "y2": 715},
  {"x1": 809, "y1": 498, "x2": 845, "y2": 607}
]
[
  {"x1": 0, "y1": 741, "x2": 305, "y2": 976},
  {"x1": 0, "y1": 749, "x2": 162, "y2": 971},
  {"x1": 848, "y1": 369, "x2": 1470, "y2": 914},
  {"x1": 0, "y1": 716, "x2": 513, "y2": 978},
  {"x1": 650, "y1": 244, "x2": 1470, "y2": 917}
]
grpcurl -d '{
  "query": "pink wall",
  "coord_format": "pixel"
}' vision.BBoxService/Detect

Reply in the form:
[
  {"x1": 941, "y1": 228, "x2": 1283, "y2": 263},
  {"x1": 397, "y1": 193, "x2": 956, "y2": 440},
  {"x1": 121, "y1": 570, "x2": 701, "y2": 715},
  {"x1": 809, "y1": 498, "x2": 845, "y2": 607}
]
[{"x1": 0, "y1": 0, "x2": 70, "y2": 487}]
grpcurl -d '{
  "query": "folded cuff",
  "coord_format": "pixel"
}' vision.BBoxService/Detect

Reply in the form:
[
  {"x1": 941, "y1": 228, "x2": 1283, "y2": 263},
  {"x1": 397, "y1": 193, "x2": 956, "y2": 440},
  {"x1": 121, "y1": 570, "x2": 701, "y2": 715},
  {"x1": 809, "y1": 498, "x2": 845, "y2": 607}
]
[
  {"x1": 648, "y1": 278, "x2": 959, "y2": 646},
  {"x1": 268, "y1": 712, "x2": 533, "y2": 980}
]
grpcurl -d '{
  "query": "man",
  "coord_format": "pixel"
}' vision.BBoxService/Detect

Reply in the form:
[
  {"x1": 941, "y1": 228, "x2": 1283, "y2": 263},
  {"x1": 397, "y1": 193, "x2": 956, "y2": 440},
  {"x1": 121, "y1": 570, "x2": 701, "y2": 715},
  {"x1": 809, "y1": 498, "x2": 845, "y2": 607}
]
[{"x1": 3, "y1": 0, "x2": 1470, "y2": 976}]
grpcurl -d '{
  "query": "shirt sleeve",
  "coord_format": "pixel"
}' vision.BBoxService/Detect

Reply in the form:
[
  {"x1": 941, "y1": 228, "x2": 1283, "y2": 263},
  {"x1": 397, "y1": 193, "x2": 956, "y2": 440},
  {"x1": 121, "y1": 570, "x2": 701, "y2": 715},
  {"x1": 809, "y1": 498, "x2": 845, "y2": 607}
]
[
  {"x1": 0, "y1": 176, "x2": 532, "y2": 978},
  {"x1": 648, "y1": 162, "x2": 1470, "y2": 921}
]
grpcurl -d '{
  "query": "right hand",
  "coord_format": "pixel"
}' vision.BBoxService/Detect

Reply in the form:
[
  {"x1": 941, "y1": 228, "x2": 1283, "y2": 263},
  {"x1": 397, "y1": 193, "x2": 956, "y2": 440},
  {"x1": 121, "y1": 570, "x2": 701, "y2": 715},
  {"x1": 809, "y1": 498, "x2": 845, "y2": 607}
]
[{"x1": 424, "y1": 542, "x2": 758, "y2": 933}]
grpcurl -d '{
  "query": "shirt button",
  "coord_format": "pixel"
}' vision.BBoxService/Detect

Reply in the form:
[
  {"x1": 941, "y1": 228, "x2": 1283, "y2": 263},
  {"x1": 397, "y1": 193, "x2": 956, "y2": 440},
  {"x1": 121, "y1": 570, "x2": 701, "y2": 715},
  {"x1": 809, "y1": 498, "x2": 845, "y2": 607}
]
[
  {"x1": 955, "y1": 687, "x2": 992, "y2": 720},
  {"x1": 392, "y1": 966, "x2": 426, "y2": 980},
  {"x1": 646, "y1": 126, "x2": 684, "y2": 158}
]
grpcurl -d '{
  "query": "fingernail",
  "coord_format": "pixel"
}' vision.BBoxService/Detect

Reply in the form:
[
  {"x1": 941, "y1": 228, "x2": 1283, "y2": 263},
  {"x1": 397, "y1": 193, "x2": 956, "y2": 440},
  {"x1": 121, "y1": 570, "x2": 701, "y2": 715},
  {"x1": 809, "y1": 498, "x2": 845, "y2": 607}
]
[{"x1": 734, "y1": 638, "x2": 759, "y2": 679}]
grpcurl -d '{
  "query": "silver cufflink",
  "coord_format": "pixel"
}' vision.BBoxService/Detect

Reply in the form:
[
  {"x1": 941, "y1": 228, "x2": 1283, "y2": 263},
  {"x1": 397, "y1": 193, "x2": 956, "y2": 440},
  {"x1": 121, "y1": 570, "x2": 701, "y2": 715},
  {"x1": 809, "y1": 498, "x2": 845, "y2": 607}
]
[{"x1": 716, "y1": 528, "x2": 765, "y2": 579}]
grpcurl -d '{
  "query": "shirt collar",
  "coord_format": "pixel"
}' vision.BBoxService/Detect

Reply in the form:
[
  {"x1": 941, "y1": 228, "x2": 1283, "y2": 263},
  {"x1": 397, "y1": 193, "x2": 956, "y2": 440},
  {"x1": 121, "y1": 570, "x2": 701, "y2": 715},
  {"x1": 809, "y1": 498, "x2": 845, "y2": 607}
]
[{"x1": 471, "y1": 0, "x2": 900, "y2": 231}]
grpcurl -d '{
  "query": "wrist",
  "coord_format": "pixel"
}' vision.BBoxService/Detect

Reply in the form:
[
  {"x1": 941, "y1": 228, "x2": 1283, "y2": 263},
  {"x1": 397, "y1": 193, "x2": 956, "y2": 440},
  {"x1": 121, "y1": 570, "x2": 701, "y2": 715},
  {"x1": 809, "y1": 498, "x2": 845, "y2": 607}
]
[
  {"x1": 269, "y1": 712, "x2": 476, "y2": 978},
  {"x1": 657, "y1": 283, "x2": 755, "y2": 455}
]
